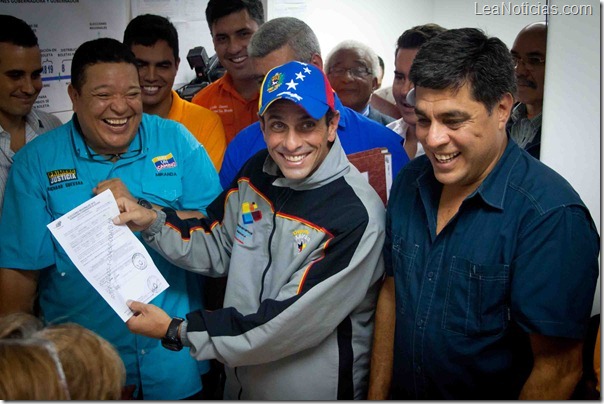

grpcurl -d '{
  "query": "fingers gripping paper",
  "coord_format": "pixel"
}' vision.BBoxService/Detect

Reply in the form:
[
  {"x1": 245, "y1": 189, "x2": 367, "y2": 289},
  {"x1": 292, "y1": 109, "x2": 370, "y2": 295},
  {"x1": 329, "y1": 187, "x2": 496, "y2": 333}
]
[{"x1": 47, "y1": 189, "x2": 169, "y2": 322}]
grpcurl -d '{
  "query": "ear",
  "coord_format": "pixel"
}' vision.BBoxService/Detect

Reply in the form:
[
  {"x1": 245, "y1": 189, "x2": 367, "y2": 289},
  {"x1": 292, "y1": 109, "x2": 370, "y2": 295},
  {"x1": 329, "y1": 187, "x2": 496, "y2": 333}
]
[
  {"x1": 327, "y1": 110, "x2": 340, "y2": 142},
  {"x1": 310, "y1": 53, "x2": 323, "y2": 70},
  {"x1": 259, "y1": 115, "x2": 265, "y2": 133},
  {"x1": 372, "y1": 76, "x2": 378, "y2": 91},
  {"x1": 67, "y1": 84, "x2": 79, "y2": 113},
  {"x1": 175, "y1": 57, "x2": 181, "y2": 70},
  {"x1": 496, "y1": 92, "x2": 514, "y2": 130}
]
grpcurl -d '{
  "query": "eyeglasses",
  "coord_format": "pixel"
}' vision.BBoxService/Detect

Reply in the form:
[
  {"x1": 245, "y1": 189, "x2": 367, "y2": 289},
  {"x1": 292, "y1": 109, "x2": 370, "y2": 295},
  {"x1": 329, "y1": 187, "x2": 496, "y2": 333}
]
[
  {"x1": 83, "y1": 136, "x2": 142, "y2": 162},
  {"x1": 511, "y1": 54, "x2": 545, "y2": 71},
  {"x1": 328, "y1": 66, "x2": 373, "y2": 79}
]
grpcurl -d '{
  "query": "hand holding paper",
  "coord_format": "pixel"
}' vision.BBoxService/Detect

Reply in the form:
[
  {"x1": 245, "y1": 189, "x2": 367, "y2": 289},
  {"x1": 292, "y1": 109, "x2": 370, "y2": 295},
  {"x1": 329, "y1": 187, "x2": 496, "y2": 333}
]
[
  {"x1": 126, "y1": 300, "x2": 172, "y2": 339},
  {"x1": 47, "y1": 189, "x2": 169, "y2": 322}
]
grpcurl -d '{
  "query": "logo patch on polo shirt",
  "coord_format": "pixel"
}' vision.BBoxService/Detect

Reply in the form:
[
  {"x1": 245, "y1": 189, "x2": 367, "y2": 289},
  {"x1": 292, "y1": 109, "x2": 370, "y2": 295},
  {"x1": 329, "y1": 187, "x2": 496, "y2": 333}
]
[
  {"x1": 152, "y1": 153, "x2": 177, "y2": 171},
  {"x1": 47, "y1": 169, "x2": 77, "y2": 185},
  {"x1": 293, "y1": 229, "x2": 310, "y2": 254}
]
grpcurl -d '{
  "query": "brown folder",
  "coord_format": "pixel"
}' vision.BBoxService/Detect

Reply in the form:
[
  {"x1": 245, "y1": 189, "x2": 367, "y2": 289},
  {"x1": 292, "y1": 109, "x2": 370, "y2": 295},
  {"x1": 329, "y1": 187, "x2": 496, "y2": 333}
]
[{"x1": 347, "y1": 148, "x2": 392, "y2": 206}]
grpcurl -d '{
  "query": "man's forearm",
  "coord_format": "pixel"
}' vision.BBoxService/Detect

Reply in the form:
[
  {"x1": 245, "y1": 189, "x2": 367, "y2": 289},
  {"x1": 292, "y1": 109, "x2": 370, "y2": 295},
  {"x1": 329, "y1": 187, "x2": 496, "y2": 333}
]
[
  {"x1": 519, "y1": 334, "x2": 583, "y2": 399},
  {"x1": 519, "y1": 364, "x2": 582, "y2": 399},
  {"x1": 368, "y1": 276, "x2": 396, "y2": 400},
  {"x1": 0, "y1": 268, "x2": 39, "y2": 315}
]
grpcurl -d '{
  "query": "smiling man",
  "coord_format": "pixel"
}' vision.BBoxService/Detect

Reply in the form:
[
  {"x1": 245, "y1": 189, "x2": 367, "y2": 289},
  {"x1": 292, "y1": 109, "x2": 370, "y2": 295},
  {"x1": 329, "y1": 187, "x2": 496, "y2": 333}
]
[
  {"x1": 507, "y1": 21, "x2": 547, "y2": 159},
  {"x1": 123, "y1": 14, "x2": 227, "y2": 170},
  {"x1": 0, "y1": 38, "x2": 221, "y2": 400},
  {"x1": 325, "y1": 40, "x2": 394, "y2": 126},
  {"x1": 0, "y1": 15, "x2": 61, "y2": 219},
  {"x1": 191, "y1": 0, "x2": 264, "y2": 143},
  {"x1": 369, "y1": 28, "x2": 599, "y2": 400},
  {"x1": 219, "y1": 17, "x2": 410, "y2": 190},
  {"x1": 113, "y1": 61, "x2": 386, "y2": 400}
]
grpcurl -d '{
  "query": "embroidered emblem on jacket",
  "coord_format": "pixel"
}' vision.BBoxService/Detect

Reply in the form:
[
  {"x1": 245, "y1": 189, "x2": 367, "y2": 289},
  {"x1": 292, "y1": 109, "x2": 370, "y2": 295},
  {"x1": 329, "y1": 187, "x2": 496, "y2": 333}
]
[
  {"x1": 293, "y1": 229, "x2": 310, "y2": 254},
  {"x1": 152, "y1": 153, "x2": 177, "y2": 171},
  {"x1": 242, "y1": 202, "x2": 262, "y2": 224}
]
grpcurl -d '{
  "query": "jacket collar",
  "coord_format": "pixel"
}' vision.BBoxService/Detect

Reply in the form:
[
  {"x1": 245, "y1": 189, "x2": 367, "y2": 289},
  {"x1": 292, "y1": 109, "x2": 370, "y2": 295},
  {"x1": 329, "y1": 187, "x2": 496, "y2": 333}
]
[{"x1": 264, "y1": 135, "x2": 350, "y2": 191}]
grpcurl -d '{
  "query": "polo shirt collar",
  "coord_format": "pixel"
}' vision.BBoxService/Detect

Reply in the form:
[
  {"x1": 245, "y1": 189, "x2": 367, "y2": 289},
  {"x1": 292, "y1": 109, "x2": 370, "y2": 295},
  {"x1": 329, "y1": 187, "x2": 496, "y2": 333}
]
[{"x1": 218, "y1": 72, "x2": 260, "y2": 104}]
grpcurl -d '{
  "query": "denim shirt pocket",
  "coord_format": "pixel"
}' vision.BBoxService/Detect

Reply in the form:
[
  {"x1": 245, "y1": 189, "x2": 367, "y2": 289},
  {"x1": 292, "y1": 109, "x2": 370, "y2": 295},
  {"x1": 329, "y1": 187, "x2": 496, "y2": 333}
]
[
  {"x1": 391, "y1": 234, "x2": 419, "y2": 316},
  {"x1": 442, "y1": 257, "x2": 510, "y2": 336}
]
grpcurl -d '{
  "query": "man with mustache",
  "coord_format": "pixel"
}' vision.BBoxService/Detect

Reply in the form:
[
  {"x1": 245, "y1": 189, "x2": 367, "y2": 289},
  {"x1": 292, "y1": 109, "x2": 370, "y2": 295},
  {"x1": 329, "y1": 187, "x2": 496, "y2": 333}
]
[
  {"x1": 191, "y1": 0, "x2": 264, "y2": 144},
  {"x1": 508, "y1": 22, "x2": 547, "y2": 159},
  {"x1": 368, "y1": 28, "x2": 598, "y2": 400},
  {"x1": 0, "y1": 15, "x2": 61, "y2": 219}
]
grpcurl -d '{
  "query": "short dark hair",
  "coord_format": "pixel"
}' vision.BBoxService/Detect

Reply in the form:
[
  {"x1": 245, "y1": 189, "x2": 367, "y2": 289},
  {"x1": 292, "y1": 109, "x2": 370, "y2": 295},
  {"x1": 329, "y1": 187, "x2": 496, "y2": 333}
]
[
  {"x1": 409, "y1": 28, "x2": 516, "y2": 113},
  {"x1": 123, "y1": 14, "x2": 179, "y2": 61},
  {"x1": 248, "y1": 17, "x2": 320, "y2": 63},
  {"x1": 71, "y1": 38, "x2": 137, "y2": 92},
  {"x1": 205, "y1": 0, "x2": 264, "y2": 32},
  {"x1": 0, "y1": 15, "x2": 38, "y2": 47},
  {"x1": 396, "y1": 23, "x2": 446, "y2": 51}
]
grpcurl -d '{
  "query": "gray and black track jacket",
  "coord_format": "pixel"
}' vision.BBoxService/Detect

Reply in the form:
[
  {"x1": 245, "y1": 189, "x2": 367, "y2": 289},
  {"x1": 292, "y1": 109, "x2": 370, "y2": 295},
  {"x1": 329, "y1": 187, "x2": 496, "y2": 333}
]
[{"x1": 143, "y1": 137, "x2": 385, "y2": 399}]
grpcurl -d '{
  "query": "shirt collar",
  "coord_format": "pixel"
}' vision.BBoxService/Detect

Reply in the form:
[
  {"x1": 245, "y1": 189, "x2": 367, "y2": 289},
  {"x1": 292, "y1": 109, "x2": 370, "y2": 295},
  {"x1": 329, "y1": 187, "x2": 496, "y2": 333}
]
[
  {"x1": 416, "y1": 139, "x2": 521, "y2": 211},
  {"x1": 25, "y1": 109, "x2": 44, "y2": 131},
  {"x1": 360, "y1": 105, "x2": 370, "y2": 117},
  {"x1": 264, "y1": 135, "x2": 349, "y2": 190},
  {"x1": 217, "y1": 72, "x2": 260, "y2": 104},
  {"x1": 333, "y1": 93, "x2": 348, "y2": 130},
  {"x1": 0, "y1": 110, "x2": 43, "y2": 135},
  {"x1": 511, "y1": 102, "x2": 542, "y2": 125},
  {"x1": 469, "y1": 139, "x2": 522, "y2": 210}
]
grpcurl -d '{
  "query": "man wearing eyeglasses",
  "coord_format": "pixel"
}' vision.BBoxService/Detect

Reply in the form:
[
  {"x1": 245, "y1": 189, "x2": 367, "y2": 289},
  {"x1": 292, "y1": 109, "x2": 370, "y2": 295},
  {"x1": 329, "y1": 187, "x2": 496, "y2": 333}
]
[
  {"x1": 0, "y1": 38, "x2": 222, "y2": 400},
  {"x1": 508, "y1": 22, "x2": 547, "y2": 159},
  {"x1": 325, "y1": 40, "x2": 394, "y2": 126},
  {"x1": 218, "y1": 17, "x2": 409, "y2": 190}
]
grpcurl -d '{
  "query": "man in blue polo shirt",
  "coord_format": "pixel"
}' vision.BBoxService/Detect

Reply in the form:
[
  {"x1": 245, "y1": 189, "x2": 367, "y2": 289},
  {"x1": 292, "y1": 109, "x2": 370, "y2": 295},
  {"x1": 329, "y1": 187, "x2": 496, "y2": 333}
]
[
  {"x1": 218, "y1": 17, "x2": 409, "y2": 190},
  {"x1": 368, "y1": 28, "x2": 599, "y2": 400},
  {"x1": 0, "y1": 38, "x2": 222, "y2": 400}
]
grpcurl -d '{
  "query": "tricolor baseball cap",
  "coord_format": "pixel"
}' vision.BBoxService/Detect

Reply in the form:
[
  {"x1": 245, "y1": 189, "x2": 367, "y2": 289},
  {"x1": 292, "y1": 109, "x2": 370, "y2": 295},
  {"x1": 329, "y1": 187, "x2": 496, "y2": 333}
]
[{"x1": 258, "y1": 61, "x2": 336, "y2": 119}]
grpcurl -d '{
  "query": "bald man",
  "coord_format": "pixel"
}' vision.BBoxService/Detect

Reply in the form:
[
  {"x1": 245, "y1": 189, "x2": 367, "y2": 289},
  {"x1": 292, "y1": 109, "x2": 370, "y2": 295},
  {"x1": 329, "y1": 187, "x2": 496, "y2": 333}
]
[{"x1": 508, "y1": 22, "x2": 547, "y2": 159}]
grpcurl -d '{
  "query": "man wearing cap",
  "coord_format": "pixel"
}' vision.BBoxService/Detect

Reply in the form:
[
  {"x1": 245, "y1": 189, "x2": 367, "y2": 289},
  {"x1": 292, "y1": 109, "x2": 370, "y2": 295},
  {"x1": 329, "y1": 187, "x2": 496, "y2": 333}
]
[{"x1": 114, "y1": 61, "x2": 386, "y2": 400}]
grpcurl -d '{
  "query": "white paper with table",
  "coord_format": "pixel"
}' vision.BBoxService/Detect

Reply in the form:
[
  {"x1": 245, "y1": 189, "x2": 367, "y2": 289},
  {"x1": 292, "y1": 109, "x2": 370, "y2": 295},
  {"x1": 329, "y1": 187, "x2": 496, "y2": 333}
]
[{"x1": 47, "y1": 189, "x2": 169, "y2": 322}]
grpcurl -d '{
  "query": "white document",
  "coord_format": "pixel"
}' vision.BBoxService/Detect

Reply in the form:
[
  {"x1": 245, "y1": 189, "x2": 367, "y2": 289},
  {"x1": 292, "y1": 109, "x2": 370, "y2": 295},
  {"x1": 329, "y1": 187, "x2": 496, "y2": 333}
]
[{"x1": 47, "y1": 189, "x2": 169, "y2": 322}]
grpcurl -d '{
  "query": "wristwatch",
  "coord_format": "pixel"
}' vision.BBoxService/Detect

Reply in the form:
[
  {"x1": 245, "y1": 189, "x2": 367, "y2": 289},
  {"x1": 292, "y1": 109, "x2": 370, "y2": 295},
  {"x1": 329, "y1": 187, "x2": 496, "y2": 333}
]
[
  {"x1": 137, "y1": 198, "x2": 153, "y2": 209},
  {"x1": 161, "y1": 317, "x2": 184, "y2": 351}
]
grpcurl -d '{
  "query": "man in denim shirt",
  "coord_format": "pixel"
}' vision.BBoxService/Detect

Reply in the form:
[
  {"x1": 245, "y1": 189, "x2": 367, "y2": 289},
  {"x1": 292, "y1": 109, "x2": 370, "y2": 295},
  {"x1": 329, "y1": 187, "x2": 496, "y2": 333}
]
[{"x1": 368, "y1": 28, "x2": 599, "y2": 400}]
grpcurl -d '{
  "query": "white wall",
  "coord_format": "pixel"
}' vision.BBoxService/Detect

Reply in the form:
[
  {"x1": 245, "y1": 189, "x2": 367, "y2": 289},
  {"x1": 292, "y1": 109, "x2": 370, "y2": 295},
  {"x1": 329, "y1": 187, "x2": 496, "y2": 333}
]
[
  {"x1": 432, "y1": 0, "x2": 545, "y2": 48},
  {"x1": 541, "y1": 0, "x2": 600, "y2": 314},
  {"x1": 268, "y1": 0, "x2": 434, "y2": 89}
]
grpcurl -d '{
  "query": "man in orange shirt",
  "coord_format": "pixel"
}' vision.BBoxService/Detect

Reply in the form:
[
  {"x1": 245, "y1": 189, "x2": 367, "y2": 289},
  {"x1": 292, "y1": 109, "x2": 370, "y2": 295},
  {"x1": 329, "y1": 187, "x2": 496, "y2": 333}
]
[
  {"x1": 191, "y1": 0, "x2": 264, "y2": 144},
  {"x1": 124, "y1": 14, "x2": 226, "y2": 170}
]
